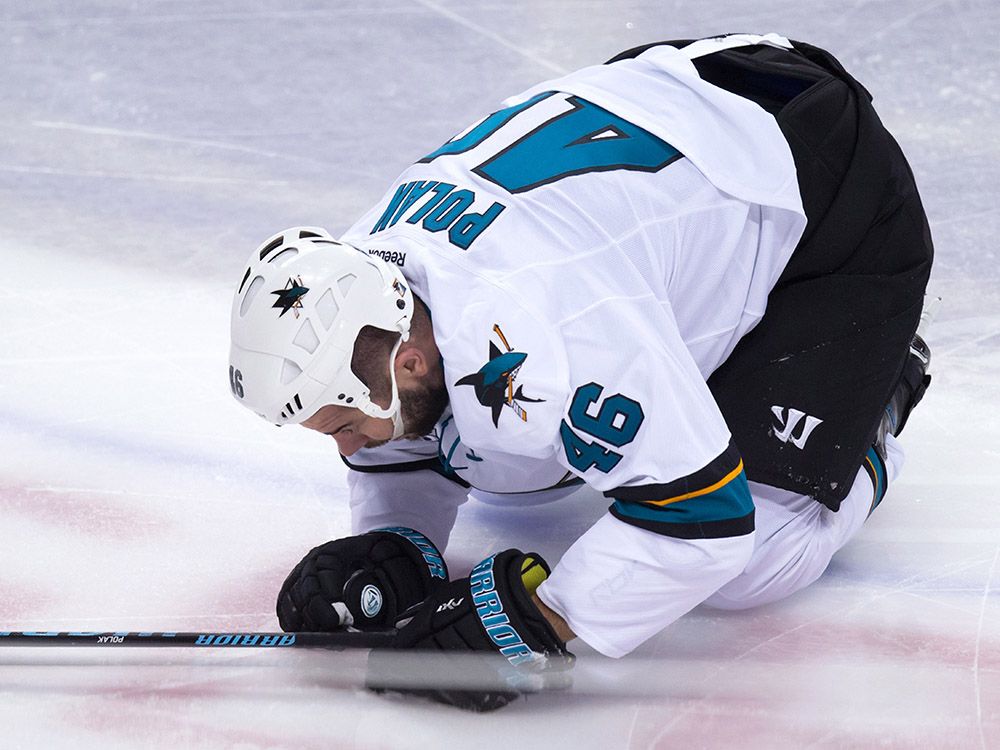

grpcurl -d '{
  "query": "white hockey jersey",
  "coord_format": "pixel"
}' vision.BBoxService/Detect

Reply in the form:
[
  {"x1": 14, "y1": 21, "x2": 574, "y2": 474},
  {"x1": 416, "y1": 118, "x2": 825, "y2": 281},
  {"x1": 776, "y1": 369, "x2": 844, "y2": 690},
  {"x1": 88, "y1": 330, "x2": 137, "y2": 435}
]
[{"x1": 339, "y1": 34, "x2": 808, "y2": 656}]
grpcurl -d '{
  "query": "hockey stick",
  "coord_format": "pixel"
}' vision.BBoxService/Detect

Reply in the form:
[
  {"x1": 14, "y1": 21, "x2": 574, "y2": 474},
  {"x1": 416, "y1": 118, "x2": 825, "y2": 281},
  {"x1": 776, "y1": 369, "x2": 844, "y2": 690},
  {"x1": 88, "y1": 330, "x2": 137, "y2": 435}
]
[
  {"x1": 1, "y1": 630, "x2": 574, "y2": 698},
  {"x1": 0, "y1": 630, "x2": 395, "y2": 650}
]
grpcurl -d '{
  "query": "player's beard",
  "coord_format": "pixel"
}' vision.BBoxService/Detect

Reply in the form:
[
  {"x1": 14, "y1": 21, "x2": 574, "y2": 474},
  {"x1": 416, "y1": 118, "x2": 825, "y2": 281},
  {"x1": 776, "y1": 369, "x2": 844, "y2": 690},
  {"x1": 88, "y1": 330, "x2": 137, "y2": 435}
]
[
  {"x1": 363, "y1": 377, "x2": 449, "y2": 449},
  {"x1": 399, "y1": 376, "x2": 450, "y2": 440}
]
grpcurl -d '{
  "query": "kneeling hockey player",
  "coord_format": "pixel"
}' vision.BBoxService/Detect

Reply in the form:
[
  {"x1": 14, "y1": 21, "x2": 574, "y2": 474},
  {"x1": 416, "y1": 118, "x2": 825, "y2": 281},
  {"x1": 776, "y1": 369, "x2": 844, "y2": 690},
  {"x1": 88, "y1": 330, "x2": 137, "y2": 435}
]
[{"x1": 228, "y1": 33, "x2": 934, "y2": 710}]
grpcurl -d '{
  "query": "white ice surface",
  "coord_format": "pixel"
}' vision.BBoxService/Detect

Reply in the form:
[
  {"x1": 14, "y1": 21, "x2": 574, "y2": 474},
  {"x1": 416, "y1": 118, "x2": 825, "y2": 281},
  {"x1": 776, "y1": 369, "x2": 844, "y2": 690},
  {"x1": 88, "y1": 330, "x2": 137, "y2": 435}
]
[{"x1": 1, "y1": 1, "x2": 999, "y2": 748}]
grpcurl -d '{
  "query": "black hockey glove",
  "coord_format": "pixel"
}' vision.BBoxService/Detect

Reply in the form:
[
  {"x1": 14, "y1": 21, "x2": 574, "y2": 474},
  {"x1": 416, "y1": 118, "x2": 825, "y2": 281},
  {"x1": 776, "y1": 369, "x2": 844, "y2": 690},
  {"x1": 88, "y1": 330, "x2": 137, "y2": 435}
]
[
  {"x1": 276, "y1": 527, "x2": 448, "y2": 632},
  {"x1": 367, "y1": 549, "x2": 574, "y2": 712}
]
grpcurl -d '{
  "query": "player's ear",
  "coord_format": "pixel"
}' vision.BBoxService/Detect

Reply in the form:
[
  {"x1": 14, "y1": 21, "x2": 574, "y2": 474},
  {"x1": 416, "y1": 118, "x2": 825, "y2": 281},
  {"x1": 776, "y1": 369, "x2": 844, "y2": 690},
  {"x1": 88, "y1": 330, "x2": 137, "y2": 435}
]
[{"x1": 393, "y1": 344, "x2": 430, "y2": 385}]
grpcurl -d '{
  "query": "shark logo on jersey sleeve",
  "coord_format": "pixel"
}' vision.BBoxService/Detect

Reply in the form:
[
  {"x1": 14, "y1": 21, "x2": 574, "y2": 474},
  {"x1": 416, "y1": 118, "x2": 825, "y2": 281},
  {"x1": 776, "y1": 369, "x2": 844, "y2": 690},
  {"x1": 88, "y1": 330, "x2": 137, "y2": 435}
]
[{"x1": 455, "y1": 324, "x2": 544, "y2": 427}]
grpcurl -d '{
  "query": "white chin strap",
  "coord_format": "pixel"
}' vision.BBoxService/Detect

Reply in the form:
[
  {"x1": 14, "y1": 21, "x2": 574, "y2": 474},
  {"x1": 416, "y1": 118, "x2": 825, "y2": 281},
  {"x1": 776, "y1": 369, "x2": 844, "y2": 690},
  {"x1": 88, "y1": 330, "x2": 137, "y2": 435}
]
[
  {"x1": 386, "y1": 335, "x2": 407, "y2": 439},
  {"x1": 390, "y1": 403, "x2": 406, "y2": 439},
  {"x1": 358, "y1": 334, "x2": 408, "y2": 439}
]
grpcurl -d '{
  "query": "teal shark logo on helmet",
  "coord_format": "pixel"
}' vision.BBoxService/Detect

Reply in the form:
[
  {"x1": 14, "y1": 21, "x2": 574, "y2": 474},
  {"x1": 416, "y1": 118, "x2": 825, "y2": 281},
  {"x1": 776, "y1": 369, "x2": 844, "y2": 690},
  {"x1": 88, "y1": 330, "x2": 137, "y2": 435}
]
[
  {"x1": 271, "y1": 276, "x2": 309, "y2": 318},
  {"x1": 456, "y1": 324, "x2": 543, "y2": 427}
]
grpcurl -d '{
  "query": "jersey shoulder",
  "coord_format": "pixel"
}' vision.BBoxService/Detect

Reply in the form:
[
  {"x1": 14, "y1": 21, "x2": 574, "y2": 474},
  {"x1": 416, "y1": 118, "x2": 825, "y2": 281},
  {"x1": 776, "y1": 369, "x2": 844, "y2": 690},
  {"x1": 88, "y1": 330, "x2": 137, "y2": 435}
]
[{"x1": 437, "y1": 281, "x2": 570, "y2": 459}]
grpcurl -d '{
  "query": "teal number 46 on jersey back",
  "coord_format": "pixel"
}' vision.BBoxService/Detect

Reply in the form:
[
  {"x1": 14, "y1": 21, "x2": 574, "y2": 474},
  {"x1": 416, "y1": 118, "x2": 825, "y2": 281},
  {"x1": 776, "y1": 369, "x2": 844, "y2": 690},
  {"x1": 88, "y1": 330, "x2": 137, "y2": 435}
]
[
  {"x1": 372, "y1": 91, "x2": 683, "y2": 250},
  {"x1": 423, "y1": 91, "x2": 682, "y2": 194}
]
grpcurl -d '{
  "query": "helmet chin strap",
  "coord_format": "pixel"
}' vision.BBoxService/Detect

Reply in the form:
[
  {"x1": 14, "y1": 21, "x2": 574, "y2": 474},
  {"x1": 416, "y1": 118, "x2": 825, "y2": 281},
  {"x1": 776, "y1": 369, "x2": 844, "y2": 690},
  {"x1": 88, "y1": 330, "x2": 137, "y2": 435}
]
[
  {"x1": 363, "y1": 387, "x2": 405, "y2": 439},
  {"x1": 390, "y1": 402, "x2": 406, "y2": 439},
  {"x1": 386, "y1": 334, "x2": 407, "y2": 439},
  {"x1": 358, "y1": 334, "x2": 407, "y2": 439}
]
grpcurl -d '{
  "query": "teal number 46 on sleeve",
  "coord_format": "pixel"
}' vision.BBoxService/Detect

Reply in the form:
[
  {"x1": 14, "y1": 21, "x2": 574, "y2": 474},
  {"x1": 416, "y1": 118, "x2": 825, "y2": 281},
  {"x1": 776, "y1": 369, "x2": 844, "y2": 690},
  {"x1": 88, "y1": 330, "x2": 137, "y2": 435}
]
[{"x1": 560, "y1": 382, "x2": 644, "y2": 474}]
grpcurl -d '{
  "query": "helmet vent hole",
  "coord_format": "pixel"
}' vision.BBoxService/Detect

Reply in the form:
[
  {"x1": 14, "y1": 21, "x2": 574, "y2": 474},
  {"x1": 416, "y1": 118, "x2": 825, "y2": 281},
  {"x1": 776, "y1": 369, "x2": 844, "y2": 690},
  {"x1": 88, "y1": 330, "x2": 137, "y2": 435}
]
[
  {"x1": 337, "y1": 274, "x2": 356, "y2": 298},
  {"x1": 259, "y1": 237, "x2": 284, "y2": 260},
  {"x1": 298, "y1": 229, "x2": 322, "y2": 239},
  {"x1": 238, "y1": 267, "x2": 252, "y2": 294},
  {"x1": 293, "y1": 319, "x2": 320, "y2": 354},
  {"x1": 269, "y1": 248, "x2": 298, "y2": 266},
  {"x1": 240, "y1": 276, "x2": 265, "y2": 316},
  {"x1": 316, "y1": 289, "x2": 339, "y2": 330},
  {"x1": 280, "y1": 359, "x2": 302, "y2": 385}
]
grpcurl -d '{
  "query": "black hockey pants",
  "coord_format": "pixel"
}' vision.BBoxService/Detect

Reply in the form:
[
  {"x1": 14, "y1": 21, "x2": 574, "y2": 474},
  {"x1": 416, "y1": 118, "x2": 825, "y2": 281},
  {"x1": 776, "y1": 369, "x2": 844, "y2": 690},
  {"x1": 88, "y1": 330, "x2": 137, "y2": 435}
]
[{"x1": 609, "y1": 39, "x2": 934, "y2": 510}]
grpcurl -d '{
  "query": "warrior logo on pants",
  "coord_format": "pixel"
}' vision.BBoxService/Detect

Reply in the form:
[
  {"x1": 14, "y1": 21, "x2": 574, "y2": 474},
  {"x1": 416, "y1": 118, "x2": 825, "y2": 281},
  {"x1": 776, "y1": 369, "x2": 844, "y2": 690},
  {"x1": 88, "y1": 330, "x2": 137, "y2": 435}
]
[{"x1": 771, "y1": 406, "x2": 824, "y2": 449}]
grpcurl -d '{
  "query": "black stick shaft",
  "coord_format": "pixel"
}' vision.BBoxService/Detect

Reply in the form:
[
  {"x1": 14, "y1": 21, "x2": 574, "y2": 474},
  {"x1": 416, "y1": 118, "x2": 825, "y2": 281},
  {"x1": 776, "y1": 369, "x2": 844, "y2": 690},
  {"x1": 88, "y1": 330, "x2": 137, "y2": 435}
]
[{"x1": 0, "y1": 630, "x2": 395, "y2": 650}]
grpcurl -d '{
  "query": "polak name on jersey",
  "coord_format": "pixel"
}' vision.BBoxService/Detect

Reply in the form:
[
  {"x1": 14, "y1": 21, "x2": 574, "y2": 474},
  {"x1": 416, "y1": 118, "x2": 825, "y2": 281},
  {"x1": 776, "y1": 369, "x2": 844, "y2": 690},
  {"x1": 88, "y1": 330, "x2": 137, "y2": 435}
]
[{"x1": 370, "y1": 180, "x2": 506, "y2": 250}]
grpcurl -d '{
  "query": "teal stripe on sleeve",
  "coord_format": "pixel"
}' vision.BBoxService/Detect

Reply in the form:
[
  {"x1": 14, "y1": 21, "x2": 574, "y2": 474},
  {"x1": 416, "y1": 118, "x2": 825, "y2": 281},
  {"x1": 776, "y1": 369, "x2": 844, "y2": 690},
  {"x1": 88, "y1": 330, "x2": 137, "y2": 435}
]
[{"x1": 610, "y1": 469, "x2": 755, "y2": 539}]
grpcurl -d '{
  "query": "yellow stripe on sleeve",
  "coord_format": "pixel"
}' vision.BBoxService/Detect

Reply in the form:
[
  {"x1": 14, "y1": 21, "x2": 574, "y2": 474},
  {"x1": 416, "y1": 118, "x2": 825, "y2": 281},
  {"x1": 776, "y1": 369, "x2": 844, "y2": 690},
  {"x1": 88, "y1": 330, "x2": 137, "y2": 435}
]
[
  {"x1": 865, "y1": 455, "x2": 879, "y2": 506},
  {"x1": 646, "y1": 459, "x2": 745, "y2": 507}
]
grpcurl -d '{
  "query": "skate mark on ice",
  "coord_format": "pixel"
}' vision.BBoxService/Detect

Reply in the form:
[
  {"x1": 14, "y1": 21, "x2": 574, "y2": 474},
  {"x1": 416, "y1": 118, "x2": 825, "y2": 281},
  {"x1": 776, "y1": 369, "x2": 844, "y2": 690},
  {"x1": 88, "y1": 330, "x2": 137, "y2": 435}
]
[
  {"x1": 5, "y1": 7, "x2": 425, "y2": 29},
  {"x1": 0, "y1": 163, "x2": 289, "y2": 187},
  {"x1": 630, "y1": 554, "x2": 999, "y2": 745},
  {"x1": 931, "y1": 205, "x2": 1000, "y2": 228},
  {"x1": 33, "y1": 120, "x2": 367, "y2": 174},
  {"x1": 837, "y1": 0, "x2": 951, "y2": 58},
  {"x1": 939, "y1": 329, "x2": 1000, "y2": 358},
  {"x1": 730, "y1": 553, "x2": 996, "y2": 663},
  {"x1": 412, "y1": 0, "x2": 566, "y2": 75}
]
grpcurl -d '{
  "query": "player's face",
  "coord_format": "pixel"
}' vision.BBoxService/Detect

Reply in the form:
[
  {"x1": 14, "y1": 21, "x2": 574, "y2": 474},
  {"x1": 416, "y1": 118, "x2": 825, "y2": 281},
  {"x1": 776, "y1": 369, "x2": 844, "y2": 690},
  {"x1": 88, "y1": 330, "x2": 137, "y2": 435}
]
[
  {"x1": 301, "y1": 367, "x2": 450, "y2": 456},
  {"x1": 301, "y1": 405, "x2": 394, "y2": 456}
]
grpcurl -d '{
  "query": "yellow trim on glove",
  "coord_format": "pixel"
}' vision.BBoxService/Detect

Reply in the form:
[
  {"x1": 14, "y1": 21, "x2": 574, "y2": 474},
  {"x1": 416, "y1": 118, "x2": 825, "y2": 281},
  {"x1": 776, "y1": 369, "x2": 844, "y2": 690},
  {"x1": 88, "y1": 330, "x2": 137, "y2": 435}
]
[{"x1": 520, "y1": 555, "x2": 548, "y2": 595}]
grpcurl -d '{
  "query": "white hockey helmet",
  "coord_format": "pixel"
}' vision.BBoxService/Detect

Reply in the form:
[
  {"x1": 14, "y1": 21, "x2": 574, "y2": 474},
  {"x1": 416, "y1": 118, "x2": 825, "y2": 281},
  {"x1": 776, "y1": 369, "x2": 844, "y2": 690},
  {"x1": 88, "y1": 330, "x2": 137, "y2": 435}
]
[{"x1": 228, "y1": 226, "x2": 413, "y2": 435}]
